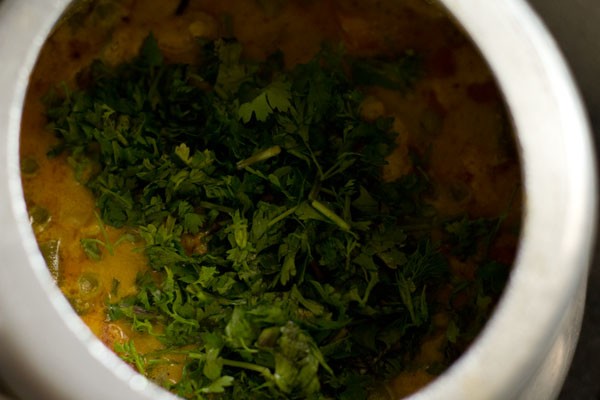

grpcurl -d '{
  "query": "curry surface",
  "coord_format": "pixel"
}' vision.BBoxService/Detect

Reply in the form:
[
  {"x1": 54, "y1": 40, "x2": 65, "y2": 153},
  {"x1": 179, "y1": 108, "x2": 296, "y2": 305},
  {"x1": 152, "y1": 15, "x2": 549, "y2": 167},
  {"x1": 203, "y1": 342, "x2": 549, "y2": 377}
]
[{"x1": 21, "y1": 0, "x2": 522, "y2": 398}]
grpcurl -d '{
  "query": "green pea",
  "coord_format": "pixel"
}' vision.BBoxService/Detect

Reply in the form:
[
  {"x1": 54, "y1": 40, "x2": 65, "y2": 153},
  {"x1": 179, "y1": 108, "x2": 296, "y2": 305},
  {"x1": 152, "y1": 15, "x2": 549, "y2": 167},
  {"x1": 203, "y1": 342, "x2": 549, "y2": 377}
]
[
  {"x1": 78, "y1": 272, "x2": 100, "y2": 297},
  {"x1": 28, "y1": 205, "x2": 51, "y2": 231},
  {"x1": 20, "y1": 157, "x2": 40, "y2": 175}
]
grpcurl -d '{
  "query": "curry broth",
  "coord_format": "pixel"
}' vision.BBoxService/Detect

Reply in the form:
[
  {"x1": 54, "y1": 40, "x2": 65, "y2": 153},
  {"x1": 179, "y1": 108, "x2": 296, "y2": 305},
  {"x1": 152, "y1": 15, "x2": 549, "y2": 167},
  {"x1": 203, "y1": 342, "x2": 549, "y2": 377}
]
[{"x1": 21, "y1": 0, "x2": 522, "y2": 398}]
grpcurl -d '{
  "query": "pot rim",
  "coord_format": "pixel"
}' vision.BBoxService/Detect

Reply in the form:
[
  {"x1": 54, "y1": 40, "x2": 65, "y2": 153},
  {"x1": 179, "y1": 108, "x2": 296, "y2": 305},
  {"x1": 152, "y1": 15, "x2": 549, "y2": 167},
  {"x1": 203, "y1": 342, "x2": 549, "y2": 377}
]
[{"x1": 0, "y1": 0, "x2": 596, "y2": 399}]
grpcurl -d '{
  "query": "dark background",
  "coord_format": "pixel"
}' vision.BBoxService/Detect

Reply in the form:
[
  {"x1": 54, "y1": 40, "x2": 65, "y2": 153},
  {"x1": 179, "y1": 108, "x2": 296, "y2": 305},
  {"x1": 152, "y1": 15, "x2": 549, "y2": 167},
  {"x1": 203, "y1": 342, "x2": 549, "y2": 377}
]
[
  {"x1": 524, "y1": 1, "x2": 600, "y2": 399},
  {"x1": 560, "y1": 260, "x2": 600, "y2": 400}
]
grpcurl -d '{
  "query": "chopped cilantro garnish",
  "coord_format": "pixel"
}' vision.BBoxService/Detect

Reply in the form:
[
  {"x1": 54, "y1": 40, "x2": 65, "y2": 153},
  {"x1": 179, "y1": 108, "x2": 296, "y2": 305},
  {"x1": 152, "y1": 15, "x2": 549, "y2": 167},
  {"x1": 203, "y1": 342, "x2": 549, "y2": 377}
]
[{"x1": 44, "y1": 34, "x2": 513, "y2": 399}]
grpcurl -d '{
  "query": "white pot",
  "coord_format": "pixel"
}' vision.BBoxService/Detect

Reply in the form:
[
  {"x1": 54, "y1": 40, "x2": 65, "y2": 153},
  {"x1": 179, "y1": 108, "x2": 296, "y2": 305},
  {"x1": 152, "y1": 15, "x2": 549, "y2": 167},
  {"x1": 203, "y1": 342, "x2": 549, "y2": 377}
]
[{"x1": 0, "y1": 0, "x2": 596, "y2": 399}]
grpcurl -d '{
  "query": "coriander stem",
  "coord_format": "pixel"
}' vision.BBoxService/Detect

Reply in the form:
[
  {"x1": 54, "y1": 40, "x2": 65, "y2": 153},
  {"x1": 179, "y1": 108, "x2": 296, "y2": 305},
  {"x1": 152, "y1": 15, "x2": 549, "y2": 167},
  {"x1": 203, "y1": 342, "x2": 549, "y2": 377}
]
[
  {"x1": 221, "y1": 358, "x2": 274, "y2": 381},
  {"x1": 237, "y1": 145, "x2": 281, "y2": 169},
  {"x1": 308, "y1": 181, "x2": 321, "y2": 201},
  {"x1": 198, "y1": 201, "x2": 235, "y2": 214},
  {"x1": 268, "y1": 205, "x2": 298, "y2": 227},
  {"x1": 310, "y1": 200, "x2": 351, "y2": 232}
]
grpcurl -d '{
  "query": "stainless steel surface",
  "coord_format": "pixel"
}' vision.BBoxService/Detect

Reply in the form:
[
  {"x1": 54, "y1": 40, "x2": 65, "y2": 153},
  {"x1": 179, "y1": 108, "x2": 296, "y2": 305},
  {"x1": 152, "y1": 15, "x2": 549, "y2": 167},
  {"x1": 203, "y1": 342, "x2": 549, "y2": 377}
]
[
  {"x1": 526, "y1": 0, "x2": 600, "y2": 129},
  {"x1": 0, "y1": 0, "x2": 596, "y2": 399},
  {"x1": 522, "y1": 1, "x2": 600, "y2": 399}
]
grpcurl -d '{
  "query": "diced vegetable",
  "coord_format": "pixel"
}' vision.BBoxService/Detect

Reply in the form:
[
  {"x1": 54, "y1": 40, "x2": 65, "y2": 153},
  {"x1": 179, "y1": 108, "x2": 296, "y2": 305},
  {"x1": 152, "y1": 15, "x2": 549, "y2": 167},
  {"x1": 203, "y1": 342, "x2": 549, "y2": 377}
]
[
  {"x1": 28, "y1": 205, "x2": 51, "y2": 232},
  {"x1": 39, "y1": 239, "x2": 61, "y2": 282},
  {"x1": 20, "y1": 157, "x2": 39, "y2": 175}
]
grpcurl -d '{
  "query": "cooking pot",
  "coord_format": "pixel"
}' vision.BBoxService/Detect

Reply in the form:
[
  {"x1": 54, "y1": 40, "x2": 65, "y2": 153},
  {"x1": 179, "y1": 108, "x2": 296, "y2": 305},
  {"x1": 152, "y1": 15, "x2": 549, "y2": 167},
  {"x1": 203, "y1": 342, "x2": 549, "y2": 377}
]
[{"x1": 0, "y1": 0, "x2": 596, "y2": 399}]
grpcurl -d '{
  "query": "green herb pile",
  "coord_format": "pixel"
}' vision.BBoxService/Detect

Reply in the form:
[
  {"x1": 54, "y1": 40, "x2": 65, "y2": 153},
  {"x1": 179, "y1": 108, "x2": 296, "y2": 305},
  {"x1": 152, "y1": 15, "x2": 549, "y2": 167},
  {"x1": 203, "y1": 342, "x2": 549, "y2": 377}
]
[{"x1": 44, "y1": 35, "x2": 511, "y2": 399}]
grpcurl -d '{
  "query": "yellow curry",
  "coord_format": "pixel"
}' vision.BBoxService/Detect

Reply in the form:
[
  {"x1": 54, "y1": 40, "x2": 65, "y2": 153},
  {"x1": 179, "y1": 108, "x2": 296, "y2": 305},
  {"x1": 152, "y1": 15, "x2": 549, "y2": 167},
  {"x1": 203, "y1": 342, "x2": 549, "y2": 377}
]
[{"x1": 21, "y1": 0, "x2": 522, "y2": 399}]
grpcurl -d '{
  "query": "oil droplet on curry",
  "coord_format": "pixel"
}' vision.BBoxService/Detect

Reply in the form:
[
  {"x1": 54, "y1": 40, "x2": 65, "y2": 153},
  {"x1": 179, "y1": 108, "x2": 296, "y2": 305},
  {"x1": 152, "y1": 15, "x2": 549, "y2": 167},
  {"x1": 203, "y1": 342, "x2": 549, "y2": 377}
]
[{"x1": 21, "y1": 0, "x2": 522, "y2": 399}]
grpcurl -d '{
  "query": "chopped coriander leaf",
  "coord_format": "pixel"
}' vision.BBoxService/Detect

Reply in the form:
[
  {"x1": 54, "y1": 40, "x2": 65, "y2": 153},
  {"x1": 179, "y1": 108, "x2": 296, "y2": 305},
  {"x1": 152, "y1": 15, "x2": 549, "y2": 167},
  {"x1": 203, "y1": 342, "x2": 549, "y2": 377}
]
[
  {"x1": 81, "y1": 238, "x2": 103, "y2": 261},
  {"x1": 351, "y1": 51, "x2": 422, "y2": 92},
  {"x1": 44, "y1": 33, "x2": 516, "y2": 400}
]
